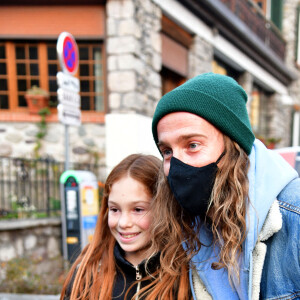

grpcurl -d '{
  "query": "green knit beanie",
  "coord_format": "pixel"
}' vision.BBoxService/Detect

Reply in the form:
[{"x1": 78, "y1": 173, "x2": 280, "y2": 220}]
[{"x1": 152, "y1": 72, "x2": 255, "y2": 155}]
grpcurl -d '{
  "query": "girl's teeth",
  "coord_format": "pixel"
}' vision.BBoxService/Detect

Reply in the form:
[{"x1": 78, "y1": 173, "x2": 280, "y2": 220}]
[{"x1": 121, "y1": 233, "x2": 138, "y2": 238}]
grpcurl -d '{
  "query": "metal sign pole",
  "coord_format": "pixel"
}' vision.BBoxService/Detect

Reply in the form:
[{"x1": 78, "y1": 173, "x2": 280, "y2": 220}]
[
  {"x1": 57, "y1": 32, "x2": 80, "y2": 171},
  {"x1": 65, "y1": 124, "x2": 69, "y2": 171}
]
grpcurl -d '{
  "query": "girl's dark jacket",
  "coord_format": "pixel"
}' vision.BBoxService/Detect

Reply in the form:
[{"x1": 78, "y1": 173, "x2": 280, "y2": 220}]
[{"x1": 63, "y1": 244, "x2": 160, "y2": 300}]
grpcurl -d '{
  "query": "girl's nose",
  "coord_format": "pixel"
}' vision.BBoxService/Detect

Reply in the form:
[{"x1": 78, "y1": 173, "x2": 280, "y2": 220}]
[{"x1": 118, "y1": 212, "x2": 132, "y2": 228}]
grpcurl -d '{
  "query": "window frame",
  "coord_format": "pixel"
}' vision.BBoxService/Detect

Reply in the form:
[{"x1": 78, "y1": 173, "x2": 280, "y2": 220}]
[
  {"x1": 0, "y1": 42, "x2": 9, "y2": 109},
  {"x1": 0, "y1": 40, "x2": 107, "y2": 122}
]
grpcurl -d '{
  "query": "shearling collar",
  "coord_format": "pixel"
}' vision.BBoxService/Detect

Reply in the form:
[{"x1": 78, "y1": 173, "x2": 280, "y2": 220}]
[{"x1": 191, "y1": 199, "x2": 283, "y2": 300}]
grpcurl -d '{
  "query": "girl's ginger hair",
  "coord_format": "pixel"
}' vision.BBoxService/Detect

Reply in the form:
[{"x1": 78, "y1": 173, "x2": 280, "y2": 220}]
[
  {"x1": 60, "y1": 153, "x2": 190, "y2": 300},
  {"x1": 151, "y1": 135, "x2": 250, "y2": 285}
]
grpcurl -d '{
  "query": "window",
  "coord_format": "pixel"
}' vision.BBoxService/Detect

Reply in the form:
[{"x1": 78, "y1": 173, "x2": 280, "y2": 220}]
[
  {"x1": 0, "y1": 43, "x2": 8, "y2": 109},
  {"x1": 250, "y1": 86, "x2": 269, "y2": 137},
  {"x1": 15, "y1": 44, "x2": 40, "y2": 107},
  {"x1": 161, "y1": 67, "x2": 185, "y2": 95},
  {"x1": 212, "y1": 59, "x2": 241, "y2": 81},
  {"x1": 253, "y1": 0, "x2": 270, "y2": 17},
  {"x1": 78, "y1": 44, "x2": 104, "y2": 111},
  {"x1": 270, "y1": 0, "x2": 283, "y2": 31},
  {"x1": 160, "y1": 15, "x2": 192, "y2": 95},
  {"x1": 47, "y1": 44, "x2": 60, "y2": 108},
  {"x1": 0, "y1": 41, "x2": 105, "y2": 112}
]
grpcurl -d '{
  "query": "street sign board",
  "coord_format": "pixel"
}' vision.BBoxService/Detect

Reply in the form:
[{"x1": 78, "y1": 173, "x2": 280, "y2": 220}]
[
  {"x1": 58, "y1": 88, "x2": 80, "y2": 108},
  {"x1": 58, "y1": 104, "x2": 81, "y2": 127},
  {"x1": 57, "y1": 72, "x2": 80, "y2": 93},
  {"x1": 57, "y1": 32, "x2": 79, "y2": 75},
  {"x1": 56, "y1": 31, "x2": 81, "y2": 169},
  {"x1": 56, "y1": 33, "x2": 81, "y2": 127}
]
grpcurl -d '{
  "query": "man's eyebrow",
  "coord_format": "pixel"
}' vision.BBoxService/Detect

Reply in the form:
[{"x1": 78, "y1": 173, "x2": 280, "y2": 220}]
[
  {"x1": 177, "y1": 133, "x2": 207, "y2": 141},
  {"x1": 157, "y1": 133, "x2": 207, "y2": 147},
  {"x1": 157, "y1": 141, "x2": 166, "y2": 148}
]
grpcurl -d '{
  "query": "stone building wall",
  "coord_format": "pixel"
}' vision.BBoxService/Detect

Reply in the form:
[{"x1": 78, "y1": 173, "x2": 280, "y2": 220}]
[
  {"x1": 273, "y1": 0, "x2": 300, "y2": 146},
  {"x1": 238, "y1": 71, "x2": 254, "y2": 116},
  {"x1": 283, "y1": 0, "x2": 298, "y2": 68},
  {"x1": 2, "y1": 0, "x2": 298, "y2": 162},
  {"x1": 188, "y1": 35, "x2": 213, "y2": 78},
  {"x1": 268, "y1": 94, "x2": 293, "y2": 147},
  {"x1": 106, "y1": 0, "x2": 162, "y2": 117},
  {"x1": 0, "y1": 218, "x2": 62, "y2": 280},
  {"x1": 0, "y1": 123, "x2": 106, "y2": 165}
]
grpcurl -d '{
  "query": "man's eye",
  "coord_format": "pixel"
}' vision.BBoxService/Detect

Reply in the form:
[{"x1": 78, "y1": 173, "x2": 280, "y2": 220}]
[
  {"x1": 189, "y1": 143, "x2": 199, "y2": 150},
  {"x1": 161, "y1": 149, "x2": 172, "y2": 158}
]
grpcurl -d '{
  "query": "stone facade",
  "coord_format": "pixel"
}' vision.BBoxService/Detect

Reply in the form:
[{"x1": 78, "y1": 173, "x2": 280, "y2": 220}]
[
  {"x1": 280, "y1": 0, "x2": 300, "y2": 145},
  {"x1": 0, "y1": 218, "x2": 62, "y2": 280},
  {"x1": 0, "y1": 123, "x2": 105, "y2": 164},
  {"x1": 268, "y1": 94, "x2": 293, "y2": 147},
  {"x1": 0, "y1": 0, "x2": 298, "y2": 165},
  {"x1": 283, "y1": 0, "x2": 298, "y2": 68},
  {"x1": 106, "y1": 0, "x2": 162, "y2": 117},
  {"x1": 188, "y1": 35, "x2": 213, "y2": 78}
]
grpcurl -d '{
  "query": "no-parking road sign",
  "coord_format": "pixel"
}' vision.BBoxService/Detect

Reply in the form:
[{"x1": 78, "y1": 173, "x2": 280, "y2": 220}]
[
  {"x1": 57, "y1": 32, "x2": 81, "y2": 126},
  {"x1": 57, "y1": 32, "x2": 79, "y2": 76}
]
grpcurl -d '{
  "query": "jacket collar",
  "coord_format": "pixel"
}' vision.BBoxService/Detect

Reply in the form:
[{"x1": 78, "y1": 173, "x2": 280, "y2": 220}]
[{"x1": 114, "y1": 243, "x2": 160, "y2": 276}]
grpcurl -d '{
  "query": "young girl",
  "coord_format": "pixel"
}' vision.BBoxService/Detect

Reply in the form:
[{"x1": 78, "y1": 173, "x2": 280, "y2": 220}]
[{"x1": 60, "y1": 154, "x2": 191, "y2": 300}]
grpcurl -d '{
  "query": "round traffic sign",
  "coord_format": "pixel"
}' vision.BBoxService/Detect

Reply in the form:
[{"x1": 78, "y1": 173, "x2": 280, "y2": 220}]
[{"x1": 57, "y1": 32, "x2": 79, "y2": 75}]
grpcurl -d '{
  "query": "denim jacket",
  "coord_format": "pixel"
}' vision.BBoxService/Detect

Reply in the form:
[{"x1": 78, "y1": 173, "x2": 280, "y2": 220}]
[
  {"x1": 260, "y1": 178, "x2": 300, "y2": 300},
  {"x1": 190, "y1": 140, "x2": 300, "y2": 300}
]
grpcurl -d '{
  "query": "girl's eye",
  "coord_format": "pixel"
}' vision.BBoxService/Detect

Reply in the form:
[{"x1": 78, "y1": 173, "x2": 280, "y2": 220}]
[
  {"x1": 134, "y1": 208, "x2": 144, "y2": 213},
  {"x1": 109, "y1": 207, "x2": 118, "y2": 213}
]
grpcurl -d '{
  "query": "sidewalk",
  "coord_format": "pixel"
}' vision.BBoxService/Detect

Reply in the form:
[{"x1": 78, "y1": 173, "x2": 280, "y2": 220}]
[{"x1": 0, "y1": 294, "x2": 59, "y2": 300}]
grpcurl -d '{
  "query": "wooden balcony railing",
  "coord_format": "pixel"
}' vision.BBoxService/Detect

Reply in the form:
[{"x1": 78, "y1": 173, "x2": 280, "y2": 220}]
[{"x1": 220, "y1": 0, "x2": 286, "y2": 60}]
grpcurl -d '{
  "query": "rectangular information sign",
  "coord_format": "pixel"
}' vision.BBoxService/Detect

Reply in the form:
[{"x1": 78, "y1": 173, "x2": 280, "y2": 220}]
[
  {"x1": 58, "y1": 88, "x2": 80, "y2": 108},
  {"x1": 58, "y1": 104, "x2": 81, "y2": 127},
  {"x1": 57, "y1": 71, "x2": 80, "y2": 93}
]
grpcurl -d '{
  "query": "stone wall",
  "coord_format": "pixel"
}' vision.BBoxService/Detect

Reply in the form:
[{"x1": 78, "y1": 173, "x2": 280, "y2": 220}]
[
  {"x1": 283, "y1": 0, "x2": 298, "y2": 68},
  {"x1": 268, "y1": 94, "x2": 293, "y2": 147},
  {"x1": 188, "y1": 35, "x2": 213, "y2": 78},
  {"x1": 0, "y1": 218, "x2": 62, "y2": 280},
  {"x1": 0, "y1": 123, "x2": 106, "y2": 165},
  {"x1": 282, "y1": 0, "x2": 300, "y2": 145},
  {"x1": 106, "y1": 0, "x2": 162, "y2": 117}
]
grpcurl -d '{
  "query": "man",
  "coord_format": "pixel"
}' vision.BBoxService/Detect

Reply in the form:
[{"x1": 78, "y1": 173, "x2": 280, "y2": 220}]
[{"x1": 152, "y1": 73, "x2": 300, "y2": 300}]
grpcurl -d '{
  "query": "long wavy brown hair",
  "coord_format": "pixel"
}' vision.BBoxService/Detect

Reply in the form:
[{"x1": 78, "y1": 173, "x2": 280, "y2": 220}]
[
  {"x1": 151, "y1": 135, "x2": 250, "y2": 284},
  {"x1": 208, "y1": 135, "x2": 250, "y2": 282},
  {"x1": 60, "y1": 153, "x2": 190, "y2": 300}
]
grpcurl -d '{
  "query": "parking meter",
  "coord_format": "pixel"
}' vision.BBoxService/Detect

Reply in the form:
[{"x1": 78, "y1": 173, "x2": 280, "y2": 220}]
[{"x1": 60, "y1": 170, "x2": 99, "y2": 263}]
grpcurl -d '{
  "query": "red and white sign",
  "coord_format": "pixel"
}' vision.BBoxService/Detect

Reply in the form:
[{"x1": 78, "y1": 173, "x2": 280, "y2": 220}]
[
  {"x1": 57, "y1": 32, "x2": 79, "y2": 75},
  {"x1": 57, "y1": 32, "x2": 81, "y2": 126}
]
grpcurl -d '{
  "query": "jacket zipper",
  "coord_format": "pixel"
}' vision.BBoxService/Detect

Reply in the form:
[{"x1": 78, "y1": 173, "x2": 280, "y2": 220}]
[{"x1": 135, "y1": 265, "x2": 142, "y2": 300}]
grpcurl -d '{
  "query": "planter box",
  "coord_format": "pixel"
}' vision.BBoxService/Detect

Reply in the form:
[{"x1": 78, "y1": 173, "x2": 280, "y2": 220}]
[{"x1": 25, "y1": 94, "x2": 49, "y2": 114}]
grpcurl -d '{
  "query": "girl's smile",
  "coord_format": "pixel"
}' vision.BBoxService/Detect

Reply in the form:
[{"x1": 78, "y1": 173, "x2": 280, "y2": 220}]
[{"x1": 108, "y1": 175, "x2": 152, "y2": 266}]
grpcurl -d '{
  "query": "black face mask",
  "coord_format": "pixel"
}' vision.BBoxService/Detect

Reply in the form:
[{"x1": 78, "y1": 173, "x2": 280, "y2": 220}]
[{"x1": 167, "y1": 152, "x2": 225, "y2": 218}]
